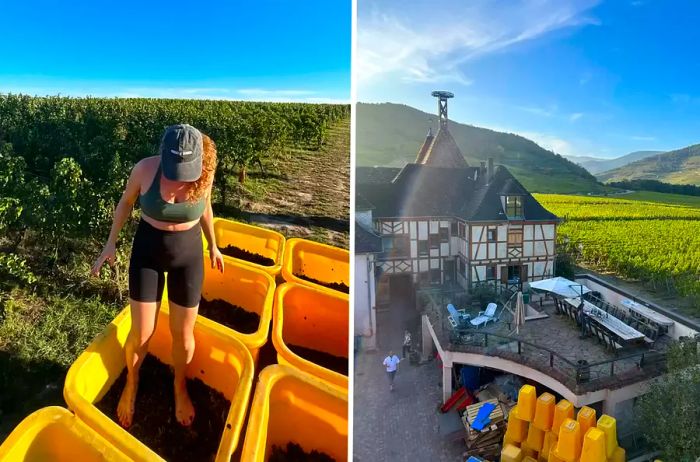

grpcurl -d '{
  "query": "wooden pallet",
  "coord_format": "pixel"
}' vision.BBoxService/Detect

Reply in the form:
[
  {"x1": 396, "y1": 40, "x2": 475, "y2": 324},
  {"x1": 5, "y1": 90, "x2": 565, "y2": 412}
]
[
  {"x1": 461, "y1": 400, "x2": 506, "y2": 450},
  {"x1": 462, "y1": 399, "x2": 505, "y2": 428},
  {"x1": 463, "y1": 442, "x2": 500, "y2": 460}
]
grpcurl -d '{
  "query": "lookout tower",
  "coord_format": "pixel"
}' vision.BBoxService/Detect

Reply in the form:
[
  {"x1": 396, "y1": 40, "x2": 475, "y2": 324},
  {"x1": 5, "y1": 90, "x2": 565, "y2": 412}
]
[
  {"x1": 431, "y1": 90, "x2": 454, "y2": 129},
  {"x1": 415, "y1": 91, "x2": 468, "y2": 168}
]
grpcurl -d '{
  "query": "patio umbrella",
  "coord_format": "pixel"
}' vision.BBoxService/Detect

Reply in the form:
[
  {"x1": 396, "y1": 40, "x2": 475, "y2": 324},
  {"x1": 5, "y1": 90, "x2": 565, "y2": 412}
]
[
  {"x1": 529, "y1": 277, "x2": 591, "y2": 299},
  {"x1": 514, "y1": 291, "x2": 526, "y2": 335}
]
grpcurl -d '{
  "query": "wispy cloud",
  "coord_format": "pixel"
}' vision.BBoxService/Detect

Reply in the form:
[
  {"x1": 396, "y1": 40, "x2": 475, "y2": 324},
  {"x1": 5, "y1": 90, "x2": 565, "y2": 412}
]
[
  {"x1": 629, "y1": 135, "x2": 656, "y2": 141},
  {"x1": 358, "y1": 0, "x2": 601, "y2": 85},
  {"x1": 579, "y1": 72, "x2": 593, "y2": 85},
  {"x1": 569, "y1": 112, "x2": 584, "y2": 122},
  {"x1": 514, "y1": 103, "x2": 560, "y2": 117},
  {"x1": 518, "y1": 130, "x2": 575, "y2": 155},
  {"x1": 670, "y1": 93, "x2": 700, "y2": 105}
]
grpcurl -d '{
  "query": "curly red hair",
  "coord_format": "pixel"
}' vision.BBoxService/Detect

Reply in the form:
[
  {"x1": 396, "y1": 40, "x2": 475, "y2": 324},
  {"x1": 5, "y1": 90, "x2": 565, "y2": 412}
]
[{"x1": 186, "y1": 133, "x2": 217, "y2": 201}]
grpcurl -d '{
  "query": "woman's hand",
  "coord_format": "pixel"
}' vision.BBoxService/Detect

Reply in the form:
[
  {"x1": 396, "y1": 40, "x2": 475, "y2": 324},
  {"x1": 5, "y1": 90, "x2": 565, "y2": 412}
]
[
  {"x1": 91, "y1": 242, "x2": 117, "y2": 277},
  {"x1": 210, "y1": 246, "x2": 224, "y2": 274}
]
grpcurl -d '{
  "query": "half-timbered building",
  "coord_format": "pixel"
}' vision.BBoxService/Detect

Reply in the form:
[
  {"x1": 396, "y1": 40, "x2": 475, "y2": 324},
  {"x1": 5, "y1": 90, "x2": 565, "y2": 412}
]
[{"x1": 356, "y1": 93, "x2": 559, "y2": 293}]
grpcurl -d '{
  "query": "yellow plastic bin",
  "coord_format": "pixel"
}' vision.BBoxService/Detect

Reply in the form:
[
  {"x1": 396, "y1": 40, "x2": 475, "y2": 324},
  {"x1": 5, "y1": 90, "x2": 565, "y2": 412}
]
[
  {"x1": 281, "y1": 238, "x2": 349, "y2": 295},
  {"x1": 206, "y1": 218, "x2": 285, "y2": 277},
  {"x1": 533, "y1": 392, "x2": 556, "y2": 431},
  {"x1": 505, "y1": 405, "x2": 529, "y2": 443},
  {"x1": 273, "y1": 283, "x2": 349, "y2": 388},
  {"x1": 63, "y1": 306, "x2": 255, "y2": 462},
  {"x1": 240, "y1": 365, "x2": 348, "y2": 462},
  {"x1": 552, "y1": 400, "x2": 574, "y2": 436},
  {"x1": 0, "y1": 406, "x2": 130, "y2": 461},
  {"x1": 164, "y1": 256, "x2": 275, "y2": 364},
  {"x1": 580, "y1": 428, "x2": 607, "y2": 462},
  {"x1": 517, "y1": 385, "x2": 537, "y2": 422},
  {"x1": 501, "y1": 443, "x2": 523, "y2": 462}
]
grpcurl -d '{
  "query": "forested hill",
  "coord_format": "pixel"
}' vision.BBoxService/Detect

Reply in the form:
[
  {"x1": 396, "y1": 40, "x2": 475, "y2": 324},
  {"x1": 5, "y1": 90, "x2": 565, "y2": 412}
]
[{"x1": 598, "y1": 144, "x2": 700, "y2": 186}]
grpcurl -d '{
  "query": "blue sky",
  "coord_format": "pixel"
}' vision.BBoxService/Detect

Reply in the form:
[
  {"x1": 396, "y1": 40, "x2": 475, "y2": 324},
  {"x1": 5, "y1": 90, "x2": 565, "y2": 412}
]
[
  {"x1": 358, "y1": 0, "x2": 700, "y2": 159},
  {"x1": 0, "y1": 0, "x2": 350, "y2": 103}
]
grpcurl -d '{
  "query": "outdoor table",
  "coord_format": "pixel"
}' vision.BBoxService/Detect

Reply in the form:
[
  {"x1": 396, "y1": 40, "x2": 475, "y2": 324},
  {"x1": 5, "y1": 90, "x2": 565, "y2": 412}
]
[
  {"x1": 564, "y1": 298, "x2": 645, "y2": 344},
  {"x1": 620, "y1": 298, "x2": 674, "y2": 328}
]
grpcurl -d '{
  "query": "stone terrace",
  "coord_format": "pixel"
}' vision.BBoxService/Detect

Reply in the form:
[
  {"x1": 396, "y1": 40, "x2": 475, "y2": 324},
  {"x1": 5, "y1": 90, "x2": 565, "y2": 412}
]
[{"x1": 428, "y1": 297, "x2": 671, "y2": 393}]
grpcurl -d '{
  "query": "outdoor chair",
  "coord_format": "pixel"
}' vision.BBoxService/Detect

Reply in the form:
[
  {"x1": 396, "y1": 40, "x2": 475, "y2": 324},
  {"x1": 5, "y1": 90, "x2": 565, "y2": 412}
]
[
  {"x1": 446, "y1": 303, "x2": 471, "y2": 328},
  {"x1": 470, "y1": 302, "x2": 498, "y2": 328}
]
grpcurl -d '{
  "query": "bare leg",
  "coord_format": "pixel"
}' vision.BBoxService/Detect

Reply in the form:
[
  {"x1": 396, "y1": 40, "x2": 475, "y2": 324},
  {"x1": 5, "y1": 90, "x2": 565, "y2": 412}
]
[
  {"x1": 169, "y1": 300, "x2": 198, "y2": 426},
  {"x1": 117, "y1": 299, "x2": 160, "y2": 428}
]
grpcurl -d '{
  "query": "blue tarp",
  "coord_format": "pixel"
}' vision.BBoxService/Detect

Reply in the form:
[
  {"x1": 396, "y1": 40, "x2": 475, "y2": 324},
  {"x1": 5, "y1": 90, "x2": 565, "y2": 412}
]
[
  {"x1": 460, "y1": 365, "x2": 480, "y2": 392},
  {"x1": 470, "y1": 402, "x2": 497, "y2": 431}
]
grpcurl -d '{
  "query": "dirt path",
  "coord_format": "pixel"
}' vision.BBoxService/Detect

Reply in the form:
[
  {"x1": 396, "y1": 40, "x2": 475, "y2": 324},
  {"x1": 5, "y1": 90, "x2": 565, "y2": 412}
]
[{"x1": 234, "y1": 120, "x2": 350, "y2": 248}]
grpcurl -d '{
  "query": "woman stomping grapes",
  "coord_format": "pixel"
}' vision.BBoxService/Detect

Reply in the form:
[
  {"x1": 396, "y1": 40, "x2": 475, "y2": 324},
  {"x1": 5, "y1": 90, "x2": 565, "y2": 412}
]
[{"x1": 91, "y1": 124, "x2": 224, "y2": 427}]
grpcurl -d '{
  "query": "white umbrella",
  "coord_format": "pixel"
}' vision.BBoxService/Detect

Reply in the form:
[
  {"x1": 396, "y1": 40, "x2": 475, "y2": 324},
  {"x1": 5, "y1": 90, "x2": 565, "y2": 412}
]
[{"x1": 529, "y1": 277, "x2": 590, "y2": 299}]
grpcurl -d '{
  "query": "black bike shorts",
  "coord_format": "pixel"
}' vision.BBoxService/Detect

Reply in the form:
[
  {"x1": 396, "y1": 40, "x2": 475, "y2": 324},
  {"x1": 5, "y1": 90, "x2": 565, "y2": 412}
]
[{"x1": 128, "y1": 219, "x2": 204, "y2": 308}]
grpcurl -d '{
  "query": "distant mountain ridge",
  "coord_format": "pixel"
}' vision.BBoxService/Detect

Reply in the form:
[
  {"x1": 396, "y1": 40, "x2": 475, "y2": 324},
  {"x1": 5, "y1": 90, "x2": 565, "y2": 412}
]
[
  {"x1": 565, "y1": 151, "x2": 663, "y2": 174},
  {"x1": 598, "y1": 144, "x2": 700, "y2": 185},
  {"x1": 356, "y1": 102, "x2": 604, "y2": 194}
]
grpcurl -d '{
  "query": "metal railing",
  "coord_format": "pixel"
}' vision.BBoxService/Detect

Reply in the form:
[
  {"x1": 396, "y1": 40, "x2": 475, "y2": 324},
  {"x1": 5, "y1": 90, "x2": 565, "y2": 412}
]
[{"x1": 435, "y1": 314, "x2": 668, "y2": 393}]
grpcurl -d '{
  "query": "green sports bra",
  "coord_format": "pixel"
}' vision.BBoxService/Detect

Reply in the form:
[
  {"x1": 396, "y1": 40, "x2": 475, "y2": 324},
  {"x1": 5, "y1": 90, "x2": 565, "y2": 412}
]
[{"x1": 139, "y1": 165, "x2": 206, "y2": 223}]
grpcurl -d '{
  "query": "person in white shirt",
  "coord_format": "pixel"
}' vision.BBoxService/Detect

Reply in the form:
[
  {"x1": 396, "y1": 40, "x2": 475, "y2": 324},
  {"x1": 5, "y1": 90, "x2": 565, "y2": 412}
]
[{"x1": 383, "y1": 350, "x2": 401, "y2": 391}]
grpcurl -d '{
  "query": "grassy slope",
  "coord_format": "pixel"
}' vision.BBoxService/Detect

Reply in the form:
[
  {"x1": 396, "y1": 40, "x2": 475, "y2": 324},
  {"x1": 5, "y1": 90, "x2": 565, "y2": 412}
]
[
  {"x1": 217, "y1": 119, "x2": 350, "y2": 248},
  {"x1": 0, "y1": 119, "x2": 350, "y2": 438},
  {"x1": 356, "y1": 102, "x2": 606, "y2": 194},
  {"x1": 565, "y1": 150, "x2": 663, "y2": 174},
  {"x1": 598, "y1": 144, "x2": 700, "y2": 185},
  {"x1": 624, "y1": 191, "x2": 700, "y2": 207}
]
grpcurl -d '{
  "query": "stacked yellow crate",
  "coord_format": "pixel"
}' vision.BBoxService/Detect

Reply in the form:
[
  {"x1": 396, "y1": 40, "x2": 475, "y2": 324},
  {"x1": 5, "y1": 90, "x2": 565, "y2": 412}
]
[
  {"x1": 0, "y1": 219, "x2": 350, "y2": 462},
  {"x1": 501, "y1": 386, "x2": 626, "y2": 462}
]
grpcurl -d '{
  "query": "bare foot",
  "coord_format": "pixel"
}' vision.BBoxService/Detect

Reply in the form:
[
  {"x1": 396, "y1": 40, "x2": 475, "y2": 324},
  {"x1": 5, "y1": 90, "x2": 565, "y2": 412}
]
[
  {"x1": 117, "y1": 375, "x2": 138, "y2": 428},
  {"x1": 174, "y1": 381, "x2": 195, "y2": 426}
]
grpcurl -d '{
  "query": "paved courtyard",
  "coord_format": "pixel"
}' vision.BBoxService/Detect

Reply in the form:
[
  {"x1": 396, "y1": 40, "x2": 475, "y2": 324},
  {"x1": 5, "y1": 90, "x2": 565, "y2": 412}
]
[{"x1": 353, "y1": 281, "x2": 465, "y2": 462}]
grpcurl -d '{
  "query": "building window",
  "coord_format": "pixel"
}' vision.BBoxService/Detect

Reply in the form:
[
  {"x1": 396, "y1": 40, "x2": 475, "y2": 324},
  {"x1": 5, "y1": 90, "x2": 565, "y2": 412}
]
[
  {"x1": 458, "y1": 258, "x2": 466, "y2": 276},
  {"x1": 418, "y1": 240, "x2": 428, "y2": 256},
  {"x1": 505, "y1": 265, "x2": 526, "y2": 282},
  {"x1": 458, "y1": 222, "x2": 466, "y2": 239},
  {"x1": 451, "y1": 222, "x2": 458, "y2": 234},
  {"x1": 508, "y1": 230, "x2": 523, "y2": 248},
  {"x1": 505, "y1": 196, "x2": 523, "y2": 218},
  {"x1": 487, "y1": 229, "x2": 497, "y2": 242},
  {"x1": 382, "y1": 236, "x2": 410, "y2": 257},
  {"x1": 429, "y1": 233, "x2": 440, "y2": 249},
  {"x1": 439, "y1": 227, "x2": 449, "y2": 243},
  {"x1": 430, "y1": 268, "x2": 441, "y2": 285},
  {"x1": 486, "y1": 265, "x2": 497, "y2": 280},
  {"x1": 419, "y1": 271, "x2": 430, "y2": 285}
]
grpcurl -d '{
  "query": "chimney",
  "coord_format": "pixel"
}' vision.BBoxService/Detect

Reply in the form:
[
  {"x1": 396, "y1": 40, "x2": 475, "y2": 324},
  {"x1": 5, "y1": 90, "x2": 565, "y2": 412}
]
[{"x1": 487, "y1": 158, "x2": 494, "y2": 183}]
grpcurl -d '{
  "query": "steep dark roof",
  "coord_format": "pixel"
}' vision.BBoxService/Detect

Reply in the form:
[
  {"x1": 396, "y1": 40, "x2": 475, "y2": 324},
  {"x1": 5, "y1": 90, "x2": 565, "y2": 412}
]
[
  {"x1": 418, "y1": 126, "x2": 469, "y2": 168},
  {"x1": 415, "y1": 128, "x2": 434, "y2": 164},
  {"x1": 355, "y1": 193, "x2": 375, "y2": 211},
  {"x1": 358, "y1": 163, "x2": 559, "y2": 222},
  {"x1": 356, "y1": 166, "x2": 402, "y2": 185},
  {"x1": 355, "y1": 223, "x2": 383, "y2": 253}
]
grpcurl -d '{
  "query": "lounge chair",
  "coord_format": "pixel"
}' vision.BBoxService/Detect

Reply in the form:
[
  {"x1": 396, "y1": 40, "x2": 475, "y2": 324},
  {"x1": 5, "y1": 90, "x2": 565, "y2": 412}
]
[
  {"x1": 470, "y1": 303, "x2": 498, "y2": 328},
  {"x1": 447, "y1": 303, "x2": 470, "y2": 328}
]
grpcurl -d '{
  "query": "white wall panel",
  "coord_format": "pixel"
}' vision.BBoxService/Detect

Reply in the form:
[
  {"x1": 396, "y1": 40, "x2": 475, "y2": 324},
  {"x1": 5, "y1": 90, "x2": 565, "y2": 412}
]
[{"x1": 418, "y1": 222, "x2": 428, "y2": 240}]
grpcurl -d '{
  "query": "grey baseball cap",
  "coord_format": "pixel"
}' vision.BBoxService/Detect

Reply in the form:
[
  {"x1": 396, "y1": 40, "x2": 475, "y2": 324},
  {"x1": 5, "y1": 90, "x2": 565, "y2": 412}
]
[{"x1": 159, "y1": 124, "x2": 203, "y2": 182}]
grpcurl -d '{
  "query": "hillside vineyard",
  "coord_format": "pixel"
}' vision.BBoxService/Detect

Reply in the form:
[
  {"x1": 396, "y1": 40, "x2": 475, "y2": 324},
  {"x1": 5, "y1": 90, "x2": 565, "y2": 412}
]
[{"x1": 536, "y1": 194, "x2": 700, "y2": 302}]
